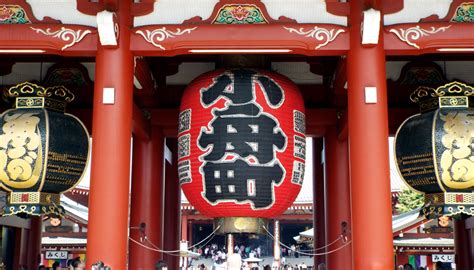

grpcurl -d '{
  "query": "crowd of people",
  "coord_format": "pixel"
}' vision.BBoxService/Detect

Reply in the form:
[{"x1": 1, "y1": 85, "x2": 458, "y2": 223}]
[
  {"x1": 38, "y1": 257, "x2": 85, "y2": 270},
  {"x1": 177, "y1": 242, "x2": 315, "y2": 270},
  {"x1": 198, "y1": 243, "x2": 266, "y2": 260},
  {"x1": 398, "y1": 262, "x2": 453, "y2": 270}
]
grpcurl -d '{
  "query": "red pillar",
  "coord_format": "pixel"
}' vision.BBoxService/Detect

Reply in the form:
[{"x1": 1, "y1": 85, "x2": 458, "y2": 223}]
[
  {"x1": 188, "y1": 221, "x2": 193, "y2": 245},
  {"x1": 26, "y1": 217, "x2": 42, "y2": 269},
  {"x1": 347, "y1": 1, "x2": 394, "y2": 269},
  {"x1": 454, "y1": 218, "x2": 472, "y2": 270},
  {"x1": 86, "y1": 2, "x2": 134, "y2": 268},
  {"x1": 181, "y1": 215, "x2": 188, "y2": 241},
  {"x1": 13, "y1": 227, "x2": 24, "y2": 270},
  {"x1": 396, "y1": 253, "x2": 409, "y2": 267},
  {"x1": 426, "y1": 255, "x2": 433, "y2": 270},
  {"x1": 313, "y1": 138, "x2": 326, "y2": 268},
  {"x1": 129, "y1": 128, "x2": 165, "y2": 269},
  {"x1": 325, "y1": 127, "x2": 352, "y2": 270},
  {"x1": 163, "y1": 138, "x2": 181, "y2": 269}
]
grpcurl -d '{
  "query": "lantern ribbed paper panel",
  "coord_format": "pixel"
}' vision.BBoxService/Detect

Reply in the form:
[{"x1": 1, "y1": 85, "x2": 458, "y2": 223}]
[{"x1": 178, "y1": 69, "x2": 305, "y2": 218}]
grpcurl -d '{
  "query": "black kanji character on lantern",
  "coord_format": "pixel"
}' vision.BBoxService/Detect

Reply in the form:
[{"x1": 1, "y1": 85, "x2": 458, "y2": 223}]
[
  {"x1": 199, "y1": 113, "x2": 285, "y2": 164},
  {"x1": 201, "y1": 69, "x2": 284, "y2": 107},
  {"x1": 202, "y1": 160, "x2": 284, "y2": 208},
  {"x1": 199, "y1": 69, "x2": 287, "y2": 209}
]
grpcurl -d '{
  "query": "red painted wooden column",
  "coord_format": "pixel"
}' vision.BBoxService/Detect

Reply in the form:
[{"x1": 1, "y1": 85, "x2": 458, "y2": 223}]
[
  {"x1": 188, "y1": 221, "x2": 193, "y2": 245},
  {"x1": 325, "y1": 127, "x2": 352, "y2": 270},
  {"x1": 454, "y1": 218, "x2": 472, "y2": 270},
  {"x1": 163, "y1": 138, "x2": 181, "y2": 269},
  {"x1": 85, "y1": 1, "x2": 134, "y2": 268},
  {"x1": 26, "y1": 217, "x2": 42, "y2": 269},
  {"x1": 181, "y1": 215, "x2": 188, "y2": 241},
  {"x1": 426, "y1": 256, "x2": 434, "y2": 269},
  {"x1": 313, "y1": 138, "x2": 326, "y2": 268},
  {"x1": 129, "y1": 127, "x2": 165, "y2": 269},
  {"x1": 396, "y1": 253, "x2": 409, "y2": 267},
  {"x1": 13, "y1": 228, "x2": 24, "y2": 269},
  {"x1": 347, "y1": 1, "x2": 394, "y2": 269}
]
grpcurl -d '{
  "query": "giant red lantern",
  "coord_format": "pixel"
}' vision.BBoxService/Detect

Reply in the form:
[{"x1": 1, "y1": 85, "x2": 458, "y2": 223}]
[{"x1": 178, "y1": 69, "x2": 305, "y2": 232}]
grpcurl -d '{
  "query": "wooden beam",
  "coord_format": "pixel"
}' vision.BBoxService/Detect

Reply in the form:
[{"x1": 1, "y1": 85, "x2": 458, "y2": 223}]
[
  {"x1": 275, "y1": 214, "x2": 313, "y2": 221},
  {"x1": 398, "y1": 232, "x2": 453, "y2": 239},
  {"x1": 132, "y1": 24, "x2": 349, "y2": 57},
  {"x1": 384, "y1": 23, "x2": 474, "y2": 55},
  {"x1": 42, "y1": 232, "x2": 88, "y2": 238},
  {"x1": 0, "y1": 25, "x2": 97, "y2": 56}
]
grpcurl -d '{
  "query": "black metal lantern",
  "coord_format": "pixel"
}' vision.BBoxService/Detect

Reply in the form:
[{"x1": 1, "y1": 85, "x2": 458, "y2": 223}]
[
  {"x1": 395, "y1": 81, "x2": 474, "y2": 218},
  {"x1": 0, "y1": 82, "x2": 90, "y2": 217}
]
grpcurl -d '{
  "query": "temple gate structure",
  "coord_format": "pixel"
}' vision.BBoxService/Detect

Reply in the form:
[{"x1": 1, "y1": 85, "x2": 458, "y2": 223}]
[{"x1": 0, "y1": 0, "x2": 473, "y2": 269}]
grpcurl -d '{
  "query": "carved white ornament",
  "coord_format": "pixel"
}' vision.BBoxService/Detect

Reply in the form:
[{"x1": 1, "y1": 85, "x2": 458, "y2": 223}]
[
  {"x1": 30, "y1": 27, "x2": 92, "y2": 50},
  {"x1": 283, "y1": 26, "x2": 345, "y2": 50},
  {"x1": 97, "y1": 10, "x2": 118, "y2": 46},
  {"x1": 389, "y1": 25, "x2": 452, "y2": 49},
  {"x1": 136, "y1": 27, "x2": 198, "y2": 50}
]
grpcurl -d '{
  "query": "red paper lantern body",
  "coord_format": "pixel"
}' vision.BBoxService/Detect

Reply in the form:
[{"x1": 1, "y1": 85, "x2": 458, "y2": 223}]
[{"x1": 178, "y1": 69, "x2": 305, "y2": 218}]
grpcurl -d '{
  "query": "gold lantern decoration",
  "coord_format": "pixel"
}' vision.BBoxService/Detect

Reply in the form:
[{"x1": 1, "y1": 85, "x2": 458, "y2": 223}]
[
  {"x1": 0, "y1": 82, "x2": 90, "y2": 217},
  {"x1": 395, "y1": 81, "x2": 474, "y2": 218}
]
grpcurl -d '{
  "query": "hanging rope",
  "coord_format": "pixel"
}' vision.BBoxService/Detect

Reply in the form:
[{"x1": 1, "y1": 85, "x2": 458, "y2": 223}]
[
  {"x1": 129, "y1": 225, "x2": 220, "y2": 254},
  {"x1": 187, "y1": 225, "x2": 221, "y2": 250},
  {"x1": 262, "y1": 225, "x2": 351, "y2": 257},
  {"x1": 129, "y1": 237, "x2": 182, "y2": 256},
  {"x1": 298, "y1": 235, "x2": 343, "y2": 252}
]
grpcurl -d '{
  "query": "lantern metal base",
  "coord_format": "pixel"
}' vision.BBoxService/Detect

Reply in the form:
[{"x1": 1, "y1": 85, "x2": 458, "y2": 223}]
[
  {"x1": 3, "y1": 203, "x2": 65, "y2": 218},
  {"x1": 423, "y1": 193, "x2": 474, "y2": 219},
  {"x1": 214, "y1": 217, "x2": 268, "y2": 235},
  {"x1": 3, "y1": 192, "x2": 64, "y2": 217}
]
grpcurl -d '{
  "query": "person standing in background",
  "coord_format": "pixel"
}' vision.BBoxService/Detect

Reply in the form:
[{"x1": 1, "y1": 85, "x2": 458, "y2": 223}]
[{"x1": 156, "y1": 260, "x2": 168, "y2": 270}]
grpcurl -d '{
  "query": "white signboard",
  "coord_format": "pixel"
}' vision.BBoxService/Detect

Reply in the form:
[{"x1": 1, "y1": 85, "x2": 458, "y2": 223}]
[
  {"x1": 432, "y1": 254, "x2": 454, "y2": 263},
  {"x1": 45, "y1": 251, "x2": 68, "y2": 260}
]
